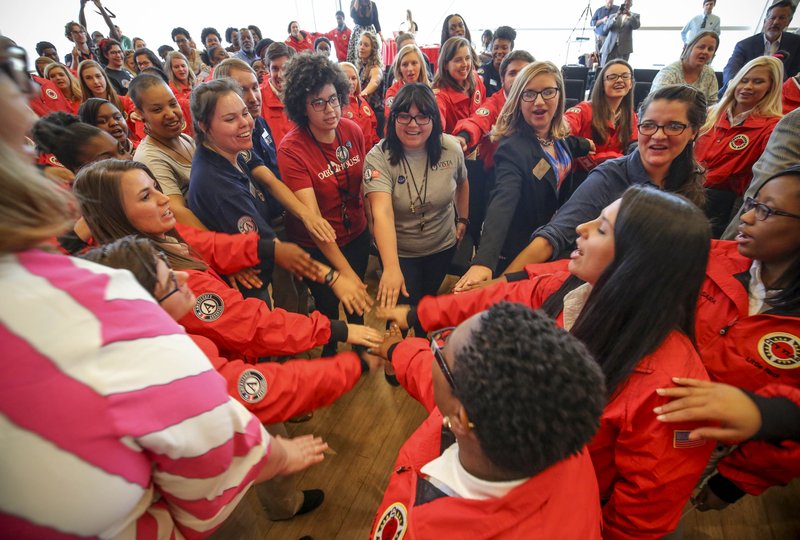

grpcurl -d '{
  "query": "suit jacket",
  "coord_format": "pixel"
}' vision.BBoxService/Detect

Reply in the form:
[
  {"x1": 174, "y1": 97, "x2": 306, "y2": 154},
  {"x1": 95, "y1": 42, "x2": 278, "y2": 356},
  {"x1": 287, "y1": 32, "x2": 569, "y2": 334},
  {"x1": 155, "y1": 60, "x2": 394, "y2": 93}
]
[
  {"x1": 601, "y1": 10, "x2": 640, "y2": 56},
  {"x1": 722, "y1": 32, "x2": 800, "y2": 91}
]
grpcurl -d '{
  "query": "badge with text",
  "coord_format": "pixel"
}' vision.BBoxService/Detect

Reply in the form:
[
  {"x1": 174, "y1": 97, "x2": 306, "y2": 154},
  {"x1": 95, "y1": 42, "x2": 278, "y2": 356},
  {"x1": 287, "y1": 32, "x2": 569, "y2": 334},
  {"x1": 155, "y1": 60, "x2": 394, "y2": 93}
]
[
  {"x1": 373, "y1": 502, "x2": 408, "y2": 540},
  {"x1": 237, "y1": 369, "x2": 267, "y2": 403},
  {"x1": 237, "y1": 215, "x2": 258, "y2": 234},
  {"x1": 194, "y1": 293, "x2": 224, "y2": 322},
  {"x1": 336, "y1": 145, "x2": 350, "y2": 163},
  {"x1": 729, "y1": 134, "x2": 750, "y2": 151},
  {"x1": 758, "y1": 332, "x2": 800, "y2": 369},
  {"x1": 532, "y1": 158, "x2": 551, "y2": 180}
]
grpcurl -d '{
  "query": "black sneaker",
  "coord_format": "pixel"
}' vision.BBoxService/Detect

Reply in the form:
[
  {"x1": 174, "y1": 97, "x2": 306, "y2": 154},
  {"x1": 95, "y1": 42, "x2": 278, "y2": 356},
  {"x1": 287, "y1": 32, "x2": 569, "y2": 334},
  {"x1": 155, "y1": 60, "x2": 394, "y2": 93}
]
[{"x1": 296, "y1": 489, "x2": 325, "y2": 516}]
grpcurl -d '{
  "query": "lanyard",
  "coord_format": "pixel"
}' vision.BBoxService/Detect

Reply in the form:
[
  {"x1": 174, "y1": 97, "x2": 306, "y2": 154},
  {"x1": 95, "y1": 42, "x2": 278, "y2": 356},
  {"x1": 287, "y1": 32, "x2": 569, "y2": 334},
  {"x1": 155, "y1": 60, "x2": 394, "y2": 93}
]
[
  {"x1": 401, "y1": 154, "x2": 430, "y2": 231},
  {"x1": 309, "y1": 128, "x2": 354, "y2": 230}
]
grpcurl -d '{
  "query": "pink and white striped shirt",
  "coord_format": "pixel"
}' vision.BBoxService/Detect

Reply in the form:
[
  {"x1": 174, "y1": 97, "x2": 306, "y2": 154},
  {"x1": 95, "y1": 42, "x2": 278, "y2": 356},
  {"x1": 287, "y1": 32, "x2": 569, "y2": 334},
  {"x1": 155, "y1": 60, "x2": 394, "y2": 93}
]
[{"x1": 0, "y1": 249, "x2": 270, "y2": 539}]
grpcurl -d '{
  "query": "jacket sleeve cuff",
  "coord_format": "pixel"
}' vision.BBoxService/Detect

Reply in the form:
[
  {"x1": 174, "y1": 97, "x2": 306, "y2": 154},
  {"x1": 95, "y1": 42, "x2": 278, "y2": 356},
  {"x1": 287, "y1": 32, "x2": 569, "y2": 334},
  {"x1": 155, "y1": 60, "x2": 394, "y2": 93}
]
[
  {"x1": 750, "y1": 392, "x2": 800, "y2": 442},
  {"x1": 707, "y1": 473, "x2": 747, "y2": 504},
  {"x1": 505, "y1": 271, "x2": 528, "y2": 282},
  {"x1": 257, "y1": 238, "x2": 275, "y2": 262},
  {"x1": 386, "y1": 342, "x2": 400, "y2": 364},
  {"x1": 456, "y1": 130, "x2": 471, "y2": 146},
  {"x1": 406, "y1": 308, "x2": 419, "y2": 333},
  {"x1": 328, "y1": 320, "x2": 348, "y2": 345}
]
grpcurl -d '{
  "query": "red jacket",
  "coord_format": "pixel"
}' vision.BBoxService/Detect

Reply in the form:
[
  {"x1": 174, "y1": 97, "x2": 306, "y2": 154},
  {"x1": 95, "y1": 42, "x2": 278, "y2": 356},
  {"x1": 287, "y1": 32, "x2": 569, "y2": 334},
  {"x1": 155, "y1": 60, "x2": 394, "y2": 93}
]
[
  {"x1": 783, "y1": 76, "x2": 800, "y2": 115},
  {"x1": 453, "y1": 89, "x2": 505, "y2": 170},
  {"x1": 342, "y1": 93, "x2": 379, "y2": 150},
  {"x1": 416, "y1": 273, "x2": 713, "y2": 539},
  {"x1": 29, "y1": 76, "x2": 71, "y2": 117},
  {"x1": 191, "y1": 333, "x2": 362, "y2": 424},
  {"x1": 285, "y1": 32, "x2": 316, "y2": 53},
  {"x1": 696, "y1": 241, "x2": 800, "y2": 496},
  {"x1": 325, "y1": 27, "x2": 351, "y2": 62},
  {"x1": 695, "y1": 112, "x2": 780, "y2": 195},
  {"x1": 564, "y1": 101, "x2": 638, "y2": 172},
  {"x1": 384, "y1": 79, "x2": 403, "y2": 111},
  {"x1": 260, "y1": 80, "x2": 295, "y2": 148},
  {"x1": 175, "y1": 224, "x2": 337, "y2": 360},
  {"x1": 434, "y1": 77, "x2": 487, "y2": 135},
  {"x1": 370, "y1": 337, "x2": 603, "y2": 540}
]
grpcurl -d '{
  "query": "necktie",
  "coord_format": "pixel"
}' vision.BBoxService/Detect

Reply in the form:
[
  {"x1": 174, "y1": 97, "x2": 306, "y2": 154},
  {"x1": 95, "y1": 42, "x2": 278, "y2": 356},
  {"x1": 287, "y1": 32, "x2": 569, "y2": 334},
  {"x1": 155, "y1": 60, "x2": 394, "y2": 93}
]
[{"x1": 701, "y1": 16, "x2": 708, "y2": 28}]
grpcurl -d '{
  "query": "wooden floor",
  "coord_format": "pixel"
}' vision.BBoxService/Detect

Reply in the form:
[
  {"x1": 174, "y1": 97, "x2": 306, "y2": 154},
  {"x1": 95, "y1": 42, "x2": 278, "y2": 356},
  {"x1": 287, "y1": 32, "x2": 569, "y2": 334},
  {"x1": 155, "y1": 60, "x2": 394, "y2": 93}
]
[{"x1": 213, "y1": 260, "x2": 800, "y2": 540}]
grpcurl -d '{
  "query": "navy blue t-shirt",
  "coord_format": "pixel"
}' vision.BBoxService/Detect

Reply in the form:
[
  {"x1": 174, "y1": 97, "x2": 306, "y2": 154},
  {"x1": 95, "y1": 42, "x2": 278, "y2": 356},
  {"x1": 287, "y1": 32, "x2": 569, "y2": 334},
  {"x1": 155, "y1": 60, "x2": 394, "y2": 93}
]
[{"x1": 250, "y1": 116, "x2": 284, "y2": 218}]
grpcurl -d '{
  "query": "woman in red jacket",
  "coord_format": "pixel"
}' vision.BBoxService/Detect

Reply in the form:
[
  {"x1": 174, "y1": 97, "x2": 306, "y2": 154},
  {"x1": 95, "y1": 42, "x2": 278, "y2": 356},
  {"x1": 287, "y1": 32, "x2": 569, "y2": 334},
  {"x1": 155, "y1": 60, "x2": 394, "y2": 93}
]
[
  {"x1": 77, "y1": 60, "x2": 137, "y2": 142},
  {"x1": 564, "y1": 59, "x2": 638, "y2": 187},
  {"x1": 381, "y1": 185, "x2": 714, "y2": 539},
  {"x1": 165, "y1": 50, "x2": 197, "y2": 101},
  {"x1": 371, "y1": 302, "x2": 605, "y2": 539},
  {"x1": 44, "y1": 63, "x2": 82, "y2": 114},
  {"x1": 73, "y1": 159, "x2": 383, "y2": 361},
  {"x1": 384, "y1": 44, "x2": 431, "y2": 111},
  {"x1": 696, "y1": 55, "x2": 784, "y2": 237},
  {"x1": 340, "y1": 61, "x2": 379, "y2": 150},
  {"x1": 432, "y1": 37, "x2": 486, "y2": 134}
]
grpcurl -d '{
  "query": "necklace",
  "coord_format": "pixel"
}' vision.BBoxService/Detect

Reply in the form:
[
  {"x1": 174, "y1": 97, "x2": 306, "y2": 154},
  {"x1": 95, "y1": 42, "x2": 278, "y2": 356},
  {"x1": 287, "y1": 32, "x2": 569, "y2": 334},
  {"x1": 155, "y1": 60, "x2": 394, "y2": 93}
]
[
  {"x1": 401, "y1": 154, "x2": 430, "y2": 232},
  {"x1": 149, "y1": 133, "x2": 193, "y2": 164},
  {"x1": 537, "y1": 136, "x2": 554, "y2": 147}
]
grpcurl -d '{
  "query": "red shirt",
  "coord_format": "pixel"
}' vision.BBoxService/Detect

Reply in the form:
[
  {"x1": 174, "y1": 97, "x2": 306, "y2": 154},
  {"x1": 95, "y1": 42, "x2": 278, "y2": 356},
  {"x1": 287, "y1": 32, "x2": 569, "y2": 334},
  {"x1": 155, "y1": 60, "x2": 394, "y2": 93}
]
[
  {"x1": 564, "y1": 101, "x2": 638, "y2": 172},
  {"x1": 277, "y1": 118, "x2": 368, "y2": 248},
  {"x1": 433, "y1": 77, "x2": 487, "y2": 134},
  {"x1": 342, "y1": 94, "x2": 379, "y2": 150},
  {"x1": 453, "y1": 89, "x2": 506, "y2": 170},
  {"x1": 169, "y1": 80, "x2": 193, "y2": 101},
  {"x1": 695, "y1": 112, "x2": 780, "y2": 195},
  {"x1": 260, "y1": 80, "x2": 295, "y2": 148},
  {"x1": 285, "y1": 32, "x2": 316, "y2": 53},
  {"x1": 783, "y1": 76, "x2": 800, "y2": 114},
  {"x1": 325, "y1": 27, "x2": 352, "y2": 62},
  {"x1": 384, "y1": 80, "x2": 403, "y2": 111}
]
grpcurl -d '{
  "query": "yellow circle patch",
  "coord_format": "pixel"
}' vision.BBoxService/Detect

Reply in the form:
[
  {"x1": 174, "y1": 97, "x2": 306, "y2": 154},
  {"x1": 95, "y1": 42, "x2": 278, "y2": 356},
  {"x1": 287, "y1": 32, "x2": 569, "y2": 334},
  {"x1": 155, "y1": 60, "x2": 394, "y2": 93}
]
[
  {"x1": 758, "y1": 332, "x2": 800, "y2": 369},
  {"x1": 373, "y1": 502, "x2": 408, "y2": 540}
]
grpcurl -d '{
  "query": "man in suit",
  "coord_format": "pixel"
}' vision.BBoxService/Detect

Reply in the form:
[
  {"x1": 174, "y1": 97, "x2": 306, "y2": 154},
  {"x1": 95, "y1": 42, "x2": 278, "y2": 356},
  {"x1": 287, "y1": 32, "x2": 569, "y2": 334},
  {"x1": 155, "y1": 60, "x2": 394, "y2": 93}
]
[
  {"x1": 591, "y1": 0, "x2": 619, "y2": 55},
  {"x1": 721, "y1": 0, "x2": 800, "y2": 94},
  {"x1": 600, "y1": 0, "x2": 640, "y2": 66}
]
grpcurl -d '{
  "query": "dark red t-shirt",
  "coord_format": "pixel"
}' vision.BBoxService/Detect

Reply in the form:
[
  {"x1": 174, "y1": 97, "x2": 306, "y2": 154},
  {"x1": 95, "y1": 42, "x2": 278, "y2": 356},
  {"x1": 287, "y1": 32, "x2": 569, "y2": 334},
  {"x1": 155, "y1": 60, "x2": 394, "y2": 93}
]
[{"x1": 277, "y1": 117, "x2": 367, "y2": 248}]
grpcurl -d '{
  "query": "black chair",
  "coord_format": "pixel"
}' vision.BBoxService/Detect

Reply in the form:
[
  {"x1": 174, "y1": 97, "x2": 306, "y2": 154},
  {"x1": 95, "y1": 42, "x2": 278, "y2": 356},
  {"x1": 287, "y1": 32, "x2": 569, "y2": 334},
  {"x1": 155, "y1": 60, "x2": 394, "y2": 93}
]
[
  {"x1": 566, "y1": 98, "x2": 580, "y2": 109},
  {"x1": 633, "y1": 68, "x2": 659, "y2": 84},
  {"x1": 564, "y1": 78, "x2": 586, "y2": 103},
  {"x1": 562, "y1": 65, "x2": 589, "y2": 85},
  {"x1": 633, "y1": 81, "x2": 652, "y2": 111},
  {"x1": 715, "y1": 71, "x2": 724, "y2": 89}
]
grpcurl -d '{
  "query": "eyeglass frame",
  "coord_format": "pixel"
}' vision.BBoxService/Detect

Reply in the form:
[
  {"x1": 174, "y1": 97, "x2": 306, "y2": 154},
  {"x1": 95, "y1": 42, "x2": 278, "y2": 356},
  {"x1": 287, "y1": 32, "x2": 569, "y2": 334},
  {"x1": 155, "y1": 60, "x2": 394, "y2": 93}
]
[
  {"x1": 604, "y1": 73, "x2": 633, "y2": 82},
  {"x1": 637, "y1": 121, "x2": 690, "y2": 136},
  {"x1": 394, "y1": 112, "x2": 432, "y2": 126},
  {"x1": 743, "y1": 196, "x2": 800, "y2": 221},
  {"x1": 309, "y1": 94, "x2": 341, "y2": 112},
  {"x1": 521, "y1": 87, "x2": 559, "y2": 102},
  {"x1": 154, "y1": 251, "x2": 182, "y2": 303},
  {"x1": 430, "y1": 327, "x2": 458, "y2": 390}
]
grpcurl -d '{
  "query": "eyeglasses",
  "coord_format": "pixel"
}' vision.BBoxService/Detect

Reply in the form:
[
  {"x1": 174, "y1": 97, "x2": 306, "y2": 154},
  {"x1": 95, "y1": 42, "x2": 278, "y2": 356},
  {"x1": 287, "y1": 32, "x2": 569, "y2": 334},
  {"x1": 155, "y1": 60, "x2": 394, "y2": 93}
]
[
  {"x1": 430, "y1": 327, "x2": 457, "y2": 390},
  {"x1": 309, "y1": 94, "x2": 340, "y2": 111},
  {"x1": 155, "y1": 251, "x2": 182, "y2": 303},
  {"x1": 637, "y1": 121, "x2": 689, "y2": 136},
  {"x1": 605, "y1": 73, "x2": 632, "y2": 82},
  {"x1": 395, "y1": 112, "x2": 432, "y2": 125},
  {"x1": 743, "y1": 196, "x2": 800, "y2": 221},
  {"x1": 521, "y1": 87, "x2": 559, "y2": 102}
]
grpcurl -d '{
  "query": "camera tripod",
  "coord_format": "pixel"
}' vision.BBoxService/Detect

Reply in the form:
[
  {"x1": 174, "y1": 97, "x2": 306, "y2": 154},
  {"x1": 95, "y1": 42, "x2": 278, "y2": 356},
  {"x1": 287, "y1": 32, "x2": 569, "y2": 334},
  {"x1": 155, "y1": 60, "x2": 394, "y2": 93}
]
[{"x1": 565, "y1": 2, "x2": 594, "y2": 66}]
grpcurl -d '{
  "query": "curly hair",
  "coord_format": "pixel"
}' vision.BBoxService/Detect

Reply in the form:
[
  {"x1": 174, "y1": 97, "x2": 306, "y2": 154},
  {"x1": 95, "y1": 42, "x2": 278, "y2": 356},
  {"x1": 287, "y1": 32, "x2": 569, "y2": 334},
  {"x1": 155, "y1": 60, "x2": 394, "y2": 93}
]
[
  {"x1": 171, "y1": 27, "x2": 191, "y2": 42},
  {"x1": 281, "y1": 52, "x2": 351, "y2": 128},
  {"x1": 201, "y1": 27, "x2": 221, "y2": 48},
  {"x1": 451, "y1": 302, "x2": 605, "y2": 477},
  {"x1": 355, "y1": 30, "x2": 382, "y2": 72}
]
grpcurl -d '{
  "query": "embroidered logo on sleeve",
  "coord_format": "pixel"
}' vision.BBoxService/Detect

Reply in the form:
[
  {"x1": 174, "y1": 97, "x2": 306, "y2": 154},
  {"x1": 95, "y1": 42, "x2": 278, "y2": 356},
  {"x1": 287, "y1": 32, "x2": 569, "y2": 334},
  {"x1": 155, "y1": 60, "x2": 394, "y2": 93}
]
[
  {"x1": 729, "y1": 134, "x2": 750, "y2": 151},
  {"x1": 567, "y1": 107, "x2": 583, "y2": 114},
  {"x1": 473, "y1": 89, "x2": 482, "y2": 104},
  {"x1": 758, "y1": 332, "x2": 800, "y2": 369},
  {"x1": 237, "y1": 369, "x2": 268, "y2": 403},
  {"x1": 362, "y1": 104, "x2": 373, "y2": 117},
  {"x1": 363, "y1": 165, "x2": 380, "y2": 182},
  {"x1": 194, "y1": 293, "x2": 225, "y2": 322},
  {"x1": 373, "y1": 502, "x2": 408, "y2": 540},
  {"x1": 476, "y1": 107, "x2": 490, "y2": 116},
  {"x1": 237, "y1": 215, "x2": 258, "y2": 233},
  {"x1": 386, "y1": 96, "x2": 395, "y2": 108},
  {"x1": 45, "y1": 88, "x2": 59, "y2": 101},
  {"x1": 673, "y1": 430, "x2": 706, "y2": 449}
]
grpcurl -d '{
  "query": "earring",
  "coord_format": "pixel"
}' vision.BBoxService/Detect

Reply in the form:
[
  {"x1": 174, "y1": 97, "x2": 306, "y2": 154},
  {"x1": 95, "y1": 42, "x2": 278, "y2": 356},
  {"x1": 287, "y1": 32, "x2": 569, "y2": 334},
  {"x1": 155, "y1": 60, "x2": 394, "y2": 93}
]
[
  {"x1": 143, "y1": 123, "x2": 151, "y2": 136},
  {"x1": 442, "y1": 416, "x2": 452, "y2": 429}
]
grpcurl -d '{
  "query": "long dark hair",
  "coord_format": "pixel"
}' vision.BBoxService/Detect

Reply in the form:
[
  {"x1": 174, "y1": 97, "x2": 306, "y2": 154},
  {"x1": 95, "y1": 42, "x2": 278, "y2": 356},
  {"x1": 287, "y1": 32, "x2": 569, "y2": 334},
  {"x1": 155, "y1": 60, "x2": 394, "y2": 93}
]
[
  {"x1": 440, "y1": 14, "x2": 472, "y2": 46},
  {"x1": 73, "y1": 159, "x2": 207, "y2": 271},
  {"x1": 383, "y1": 83, "x2": 443, "y2": 166},
  {"x1": 31, "y1": 112, "x2": 106, "y2": 172},
  {"x1": 590, "y1": 59, "x2": 635, "y2": 149},
  {"x1": 638, "y1": 84, "x2": 707, "y2": 208},
  {"x1": 570, "y1": 185, "x2": 710, "y2": 397}
]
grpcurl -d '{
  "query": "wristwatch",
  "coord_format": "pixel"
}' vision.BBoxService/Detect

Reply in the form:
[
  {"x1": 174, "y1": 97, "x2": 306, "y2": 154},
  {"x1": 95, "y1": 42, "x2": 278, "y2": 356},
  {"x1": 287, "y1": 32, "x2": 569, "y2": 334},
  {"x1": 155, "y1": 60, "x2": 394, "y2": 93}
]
[
  {"x1": 324, "y1": 268, "x2": 337, "y2": 286},
  {"x1": 456, "y1": 217, "x2": 470, "y2": 226}
]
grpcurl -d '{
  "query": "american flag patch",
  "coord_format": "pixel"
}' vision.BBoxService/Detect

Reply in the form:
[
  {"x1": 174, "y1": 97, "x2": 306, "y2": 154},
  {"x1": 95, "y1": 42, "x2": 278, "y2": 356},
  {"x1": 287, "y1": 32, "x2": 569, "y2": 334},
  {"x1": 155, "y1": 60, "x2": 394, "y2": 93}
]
[{"x1": 673, "y1": 430, "x2": 706, "y2": 449}]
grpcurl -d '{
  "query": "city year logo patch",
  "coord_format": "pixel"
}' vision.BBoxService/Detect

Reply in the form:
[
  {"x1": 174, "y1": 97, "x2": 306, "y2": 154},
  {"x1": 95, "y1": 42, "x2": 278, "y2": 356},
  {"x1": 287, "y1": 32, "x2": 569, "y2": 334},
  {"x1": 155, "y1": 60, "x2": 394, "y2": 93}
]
[
  {"x1": 373, "y1": 503, "x2": 407, "y2": 540},
  {"x1": 567, "y1": 107, "x2": 582, "y2": 114},
  {"x1": 45, "y1": 88, "x2": 59, "y2": 100},
  {"x1": 237, "y1": 369, "x2": 267, "y2": 403},
  {"x1": 729, "y1": 134, "x2": 750, "y2": 151},
  {"x1": 237, "y1": 215, "x2": 258, "y2": 234},
  {"x1": 476, "y1": 107, "x2": 490, "y2": 116},
  {"x1": 362, "y1": 104, "x2": 372, "y2": 116},
  {"x1": 194, "y1": 293, "x2": 224, "y2": 322},
  {"x1": 758, "y1": 332, "x2": 800, "y2": 369},
  {"x1": 386, "y1": 96, "x2": 395, "y2": 108}
]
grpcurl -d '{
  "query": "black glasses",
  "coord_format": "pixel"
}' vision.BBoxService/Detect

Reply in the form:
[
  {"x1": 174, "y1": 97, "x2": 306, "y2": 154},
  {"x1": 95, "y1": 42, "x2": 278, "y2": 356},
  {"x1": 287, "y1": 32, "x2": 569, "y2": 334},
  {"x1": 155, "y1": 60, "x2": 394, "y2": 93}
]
[
  {"x1": 395, "y1": 112, "x2": 432, "y2": 125},
  {"x1": 743, "y1": 197, "x2": 800, "y2": 221},
  {"x1": 605, "y1": 73, "x2": 632, "y2": 82},
  {"x1": 430, "y1": 327, "x2": 457, "y2": 390},
  {"x1": 521, "y1": 87, "x2": 559, "y2": 102},
  {"x1": 637, "y1": 121, "x2": 689, "y2": 136},
  {"x1": 154, "y1": 251, "x2": 181, "y2": 303},
  {"x1": 309, "y1": 94, "x2": 340, "y2": 111}
]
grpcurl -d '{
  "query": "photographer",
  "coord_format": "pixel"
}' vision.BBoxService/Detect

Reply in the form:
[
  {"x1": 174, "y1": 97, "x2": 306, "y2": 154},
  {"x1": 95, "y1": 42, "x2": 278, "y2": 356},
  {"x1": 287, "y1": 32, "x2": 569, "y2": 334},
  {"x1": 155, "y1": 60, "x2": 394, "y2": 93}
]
[{"x1": 600, "y1": 0, "x2": 640, "y2": 66}]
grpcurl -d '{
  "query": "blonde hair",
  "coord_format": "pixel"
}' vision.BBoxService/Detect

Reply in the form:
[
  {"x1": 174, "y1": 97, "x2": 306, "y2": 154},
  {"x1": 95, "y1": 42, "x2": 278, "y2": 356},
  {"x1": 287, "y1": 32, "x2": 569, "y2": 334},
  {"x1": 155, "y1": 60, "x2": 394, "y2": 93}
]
[
  {"x1": 0, "y1": 139, "x2": 75, "y2": 254},
  {"x1": 339, "y1": 62, "x2": 362, "y2": 93},
  {"x1": 44, "y1": 62, "x2": 82, "y2": 102},
  {"x1": 702, "y1": 56, "x2": 783, "y2": 134},
  {"x1": 166, "y1": 50, "x2": 197, "y2": 89},
  {"x1": 77, "y1": 60, "x2": 125, "y2": 114},
  {"x1": 392, "y1": 44, "x2": 431, "y2": 87},
  {"x1": 491, "y1": 61, "x2": 569, "y2": 142}
]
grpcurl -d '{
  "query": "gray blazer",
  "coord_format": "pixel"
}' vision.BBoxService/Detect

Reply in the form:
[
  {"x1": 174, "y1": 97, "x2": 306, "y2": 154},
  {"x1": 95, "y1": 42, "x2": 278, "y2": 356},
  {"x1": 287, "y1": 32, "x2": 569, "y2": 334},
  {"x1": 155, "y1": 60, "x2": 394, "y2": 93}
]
[{"x1": 601, "y1": 11, "x2": 641, "y2": 57}]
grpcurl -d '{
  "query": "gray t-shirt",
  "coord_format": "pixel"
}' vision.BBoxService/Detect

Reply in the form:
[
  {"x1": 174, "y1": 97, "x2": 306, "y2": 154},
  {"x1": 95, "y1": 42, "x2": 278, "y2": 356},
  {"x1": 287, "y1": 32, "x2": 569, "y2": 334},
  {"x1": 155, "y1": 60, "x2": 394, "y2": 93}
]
[
  {"x1": 363, "y1": 134, "x2": 467, "y2": 257},
  {"x1": 133, "y1": 134, "x2": 195, "y2": 198}
]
